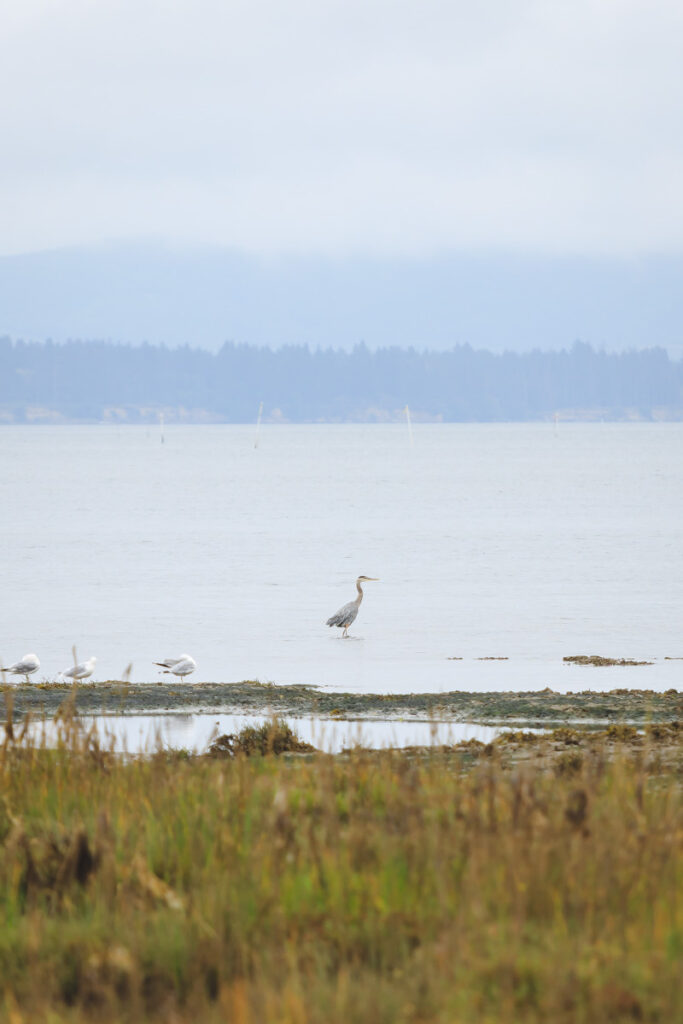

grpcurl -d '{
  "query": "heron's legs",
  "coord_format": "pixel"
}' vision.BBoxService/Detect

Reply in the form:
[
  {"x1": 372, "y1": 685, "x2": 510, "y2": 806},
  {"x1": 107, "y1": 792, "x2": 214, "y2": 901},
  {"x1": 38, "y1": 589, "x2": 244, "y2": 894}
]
[{"x1": 342, "y1": 626, "x2": 349, "y2": 638}]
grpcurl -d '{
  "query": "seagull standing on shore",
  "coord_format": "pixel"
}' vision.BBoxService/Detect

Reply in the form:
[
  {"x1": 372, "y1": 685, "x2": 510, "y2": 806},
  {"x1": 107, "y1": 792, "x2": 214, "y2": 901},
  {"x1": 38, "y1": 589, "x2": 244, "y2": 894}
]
[
  {"x1": 61, "y1": 656, "x2": 97, "y2": 681},
  {"x1": 154, "y1": 654, "x2": 197, "y2": 680},
  {"x1": 3, "y1": 653, "x2": 40, "y2": 683},
  {"x1": 326, "y1": 576, "x2": 379, "y2": 637}
]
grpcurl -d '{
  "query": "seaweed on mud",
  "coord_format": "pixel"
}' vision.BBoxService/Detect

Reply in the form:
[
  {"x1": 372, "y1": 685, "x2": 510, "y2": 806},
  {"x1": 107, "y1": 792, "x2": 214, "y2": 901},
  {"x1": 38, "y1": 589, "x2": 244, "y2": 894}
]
[
  {"x1": 455, "y1": 738, "x2": 488, "y2": 751},
  {"x1": 495, "y1": 731, "x2": 541, "y2": 745},
  {"x1": 645, "y1": 721, "x2": 680, "y2": 741},
  {"x1": 206, "y1": 719, "x2": 316, "y2": 758},
  {"x1": 6, "y1": 682, "x2": 683, "y2": 730},
  {"x1": 548, "y1": 728, "x2": 582, "y2": 745},
  {"x1": 563, "y1": 655, "x2": 653, "y2": 666},
  {"x1": 603, "y1": 724, "x2": 640, "y2": 742}
]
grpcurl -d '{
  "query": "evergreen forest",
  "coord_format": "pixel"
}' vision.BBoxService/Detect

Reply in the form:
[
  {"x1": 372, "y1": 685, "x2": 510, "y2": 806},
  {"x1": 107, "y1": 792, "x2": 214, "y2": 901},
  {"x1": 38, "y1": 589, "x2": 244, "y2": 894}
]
[{"x1": 0, "y1": 337, "x2": 681, "y2": 422}]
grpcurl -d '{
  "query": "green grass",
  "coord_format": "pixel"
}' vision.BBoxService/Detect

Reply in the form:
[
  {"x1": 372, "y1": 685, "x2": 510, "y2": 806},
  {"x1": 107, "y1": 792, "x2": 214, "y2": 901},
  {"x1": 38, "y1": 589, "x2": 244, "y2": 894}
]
[{"x1": 0, "y1": 717, "x2": 680, "y2": 1022}]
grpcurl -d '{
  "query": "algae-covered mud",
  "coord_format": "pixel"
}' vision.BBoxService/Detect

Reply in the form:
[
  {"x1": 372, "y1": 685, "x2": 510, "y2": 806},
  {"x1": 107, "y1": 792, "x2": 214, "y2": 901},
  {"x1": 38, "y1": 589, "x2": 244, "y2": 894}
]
[
  {"x1": 5, "y1": 681, "x2": 682, "y2": 725},
  {"x1": 563, "y1": 654, "x2": 653, "y2": 666},
  {"x1": 200, "y1": 719, "x2": 682, "y2": 774}
]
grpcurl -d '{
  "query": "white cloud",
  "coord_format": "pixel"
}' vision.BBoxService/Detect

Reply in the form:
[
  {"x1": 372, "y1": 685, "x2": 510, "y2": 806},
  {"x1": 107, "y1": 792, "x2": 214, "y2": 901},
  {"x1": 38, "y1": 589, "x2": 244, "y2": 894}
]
[{"x1": 1, "y1": 0, "x2": 682, "y2": 255}]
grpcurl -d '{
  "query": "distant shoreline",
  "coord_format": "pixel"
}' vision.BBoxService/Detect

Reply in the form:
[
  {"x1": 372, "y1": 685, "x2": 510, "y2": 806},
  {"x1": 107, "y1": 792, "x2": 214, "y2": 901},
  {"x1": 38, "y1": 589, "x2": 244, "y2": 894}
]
[
  {"x1": 2, "y1": 410, "x2": 683, "y2": 424},
  {"x1": 2, "y1": 337, "x2": 681, "y2": 422}
]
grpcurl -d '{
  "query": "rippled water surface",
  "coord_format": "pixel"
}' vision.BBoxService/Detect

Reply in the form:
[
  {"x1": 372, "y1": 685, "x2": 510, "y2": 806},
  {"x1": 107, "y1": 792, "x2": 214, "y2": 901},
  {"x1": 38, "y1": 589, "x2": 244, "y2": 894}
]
[{"x1": 2, "y1": 423, "x2": 682, "y2": 693}]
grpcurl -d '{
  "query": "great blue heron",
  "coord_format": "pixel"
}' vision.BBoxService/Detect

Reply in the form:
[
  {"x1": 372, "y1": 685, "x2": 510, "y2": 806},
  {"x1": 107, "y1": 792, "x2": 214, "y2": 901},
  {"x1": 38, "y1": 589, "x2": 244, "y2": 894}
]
[
  {"x1": 154, "y1": 654, "x2": 197, "y2": 680},
  {"x1": 3, "y1": 653, "x2": 40, "y2": 683},
  {"x1": 62, "y1": 656, "x2": 97, "y2": 682},
  {"x1": 326, "y1": 576, "x2": 379, "y2": 637}
]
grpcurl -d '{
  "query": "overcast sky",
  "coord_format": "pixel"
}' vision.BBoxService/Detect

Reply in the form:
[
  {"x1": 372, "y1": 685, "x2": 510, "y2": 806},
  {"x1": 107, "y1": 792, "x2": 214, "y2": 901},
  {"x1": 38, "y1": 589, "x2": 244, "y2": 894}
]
[{"x1": 2, "y1": 0, "x2": 682, "y2": 258}]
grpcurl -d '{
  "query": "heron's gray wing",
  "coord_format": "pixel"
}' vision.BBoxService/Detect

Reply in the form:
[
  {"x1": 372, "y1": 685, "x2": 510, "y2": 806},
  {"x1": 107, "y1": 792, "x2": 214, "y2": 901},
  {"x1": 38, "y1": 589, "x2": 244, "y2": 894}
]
[
  {"x1": 326, "y1": 601, "x2": 359, "y2": 627},
  {"x1": 155, "y1": 658, "x2": 180, "y2": 668}
]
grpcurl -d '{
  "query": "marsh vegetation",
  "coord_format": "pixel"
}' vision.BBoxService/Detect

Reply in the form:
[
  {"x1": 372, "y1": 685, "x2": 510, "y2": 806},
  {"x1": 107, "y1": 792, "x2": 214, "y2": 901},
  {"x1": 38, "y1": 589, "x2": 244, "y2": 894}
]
[{"x1": 0, "y1": 708, "x2": 680, "y2": 1022}]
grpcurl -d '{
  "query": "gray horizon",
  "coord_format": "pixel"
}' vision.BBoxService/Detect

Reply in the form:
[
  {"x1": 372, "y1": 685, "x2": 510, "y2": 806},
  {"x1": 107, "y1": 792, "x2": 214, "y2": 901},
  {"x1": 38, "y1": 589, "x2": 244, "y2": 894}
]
[
  {"x1": 1, "y1": 1, "x2": 682, "y2": 261},
  {"x1": 2, "y1": 2, "x2": 682, "y2": 354}
]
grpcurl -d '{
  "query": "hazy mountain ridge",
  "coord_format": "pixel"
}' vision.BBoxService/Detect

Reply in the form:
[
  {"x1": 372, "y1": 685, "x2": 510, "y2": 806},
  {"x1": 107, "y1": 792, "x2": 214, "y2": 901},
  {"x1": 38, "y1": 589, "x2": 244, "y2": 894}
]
[
  {"x1": 1, "y1": 243, "x2": 683, "y2": 355},
  {"x1": 1, "y1": 336, "x2": 681, "y2": 423}
]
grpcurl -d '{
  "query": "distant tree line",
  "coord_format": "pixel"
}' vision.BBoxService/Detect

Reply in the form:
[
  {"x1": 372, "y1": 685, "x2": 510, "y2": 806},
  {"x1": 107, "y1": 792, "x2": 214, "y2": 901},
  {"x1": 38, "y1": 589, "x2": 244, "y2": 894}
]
[{"x1": 0, "y1": 336, "x2": 681, "y2": 422}]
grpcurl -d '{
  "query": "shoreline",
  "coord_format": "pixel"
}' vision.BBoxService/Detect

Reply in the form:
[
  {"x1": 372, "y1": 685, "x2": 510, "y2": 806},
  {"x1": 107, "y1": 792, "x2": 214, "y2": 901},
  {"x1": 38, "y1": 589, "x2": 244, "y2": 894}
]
[{"x1": 4, "y1": 681, "x2": 681, "y2": 725}]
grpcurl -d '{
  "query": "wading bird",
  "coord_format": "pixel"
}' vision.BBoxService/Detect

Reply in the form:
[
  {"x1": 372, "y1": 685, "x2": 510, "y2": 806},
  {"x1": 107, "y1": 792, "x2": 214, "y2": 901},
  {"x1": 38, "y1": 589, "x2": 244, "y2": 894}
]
[
  {"x1": 326, "y1": 576, "x2": 379, "y2": 637},
  {"x1": 62, "y1": 656, "x2": 97, "y2": 681},
  {"x1": 154, "y1": 654, "x2": 197, "y2": 680},
  {"x1": 3, "y1": 653, "x2": 40, "y2": 683}
]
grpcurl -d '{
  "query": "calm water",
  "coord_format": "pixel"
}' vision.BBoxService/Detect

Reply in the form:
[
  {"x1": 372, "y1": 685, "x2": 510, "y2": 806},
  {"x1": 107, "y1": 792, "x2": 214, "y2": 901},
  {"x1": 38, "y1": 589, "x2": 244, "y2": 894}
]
[
  {"x1": 2, "y1": 423, "x2": 682, "y2": 694},
  {"x1": 28, "y1": 714, "x2": 506, "y2": 755}
]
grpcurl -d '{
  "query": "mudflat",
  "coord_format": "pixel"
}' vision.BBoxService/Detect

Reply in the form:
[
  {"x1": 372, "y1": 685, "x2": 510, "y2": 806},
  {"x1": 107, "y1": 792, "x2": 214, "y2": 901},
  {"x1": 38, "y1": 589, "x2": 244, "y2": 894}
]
[{"x1": 5, "y1": 681, "x2": 682, "y2": 724}]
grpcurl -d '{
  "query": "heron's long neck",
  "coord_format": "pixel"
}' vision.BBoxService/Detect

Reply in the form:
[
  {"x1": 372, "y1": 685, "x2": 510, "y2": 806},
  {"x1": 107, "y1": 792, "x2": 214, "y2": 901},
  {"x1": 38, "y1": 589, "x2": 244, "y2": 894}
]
[{"x1": 355, "y1": 580, "x2": 364, "y2": 604}]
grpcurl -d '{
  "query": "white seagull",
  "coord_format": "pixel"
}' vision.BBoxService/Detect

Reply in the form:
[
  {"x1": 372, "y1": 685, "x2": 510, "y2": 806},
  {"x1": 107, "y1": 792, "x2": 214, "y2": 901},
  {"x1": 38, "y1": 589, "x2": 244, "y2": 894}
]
[
  {"x1": 3, "y1": 653, "x2": 40, "y2": 683},
  {"x1": 62, "y1": 656, "x2": 97, "y2": 682},
  {"x1": 153, "y1": 654, "x2": 197, "y2": 680}
]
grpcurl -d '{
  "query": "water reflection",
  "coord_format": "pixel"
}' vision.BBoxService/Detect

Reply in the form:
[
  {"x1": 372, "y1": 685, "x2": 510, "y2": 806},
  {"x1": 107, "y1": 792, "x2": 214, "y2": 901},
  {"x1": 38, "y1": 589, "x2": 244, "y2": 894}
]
[{"x1": 29, "y1": 713, "x2": 509, "y2": 754}]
